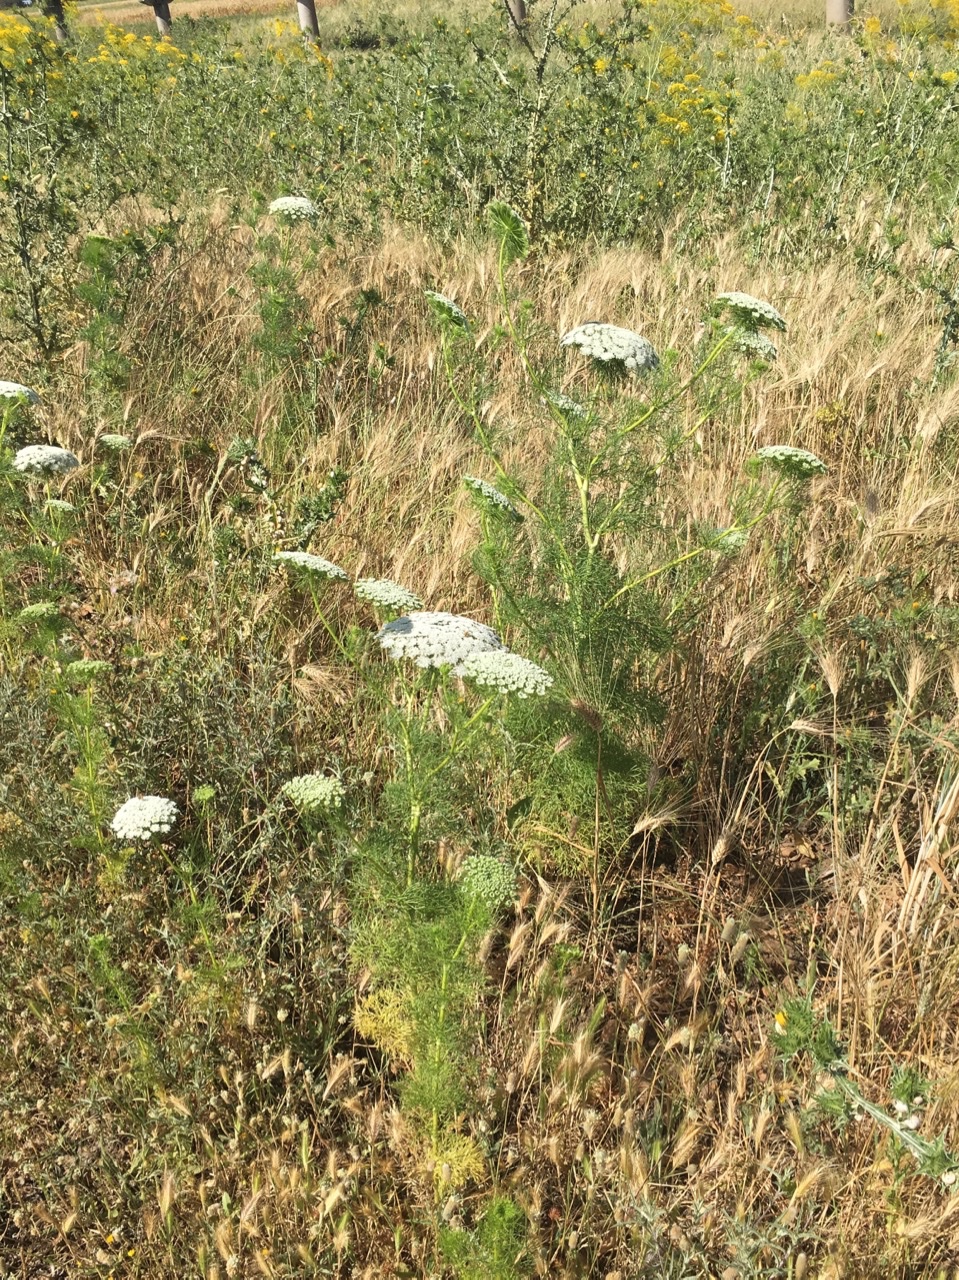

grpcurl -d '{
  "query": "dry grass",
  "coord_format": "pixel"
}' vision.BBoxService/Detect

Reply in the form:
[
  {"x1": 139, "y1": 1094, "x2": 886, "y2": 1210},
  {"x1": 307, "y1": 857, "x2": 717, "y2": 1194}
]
[{"x1": 5, "y1": 191, "x2": 959, "y2": 1278}]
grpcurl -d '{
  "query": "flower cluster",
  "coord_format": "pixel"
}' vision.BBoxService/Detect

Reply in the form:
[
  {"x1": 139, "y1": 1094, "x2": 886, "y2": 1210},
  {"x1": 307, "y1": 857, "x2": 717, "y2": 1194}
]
[
  {"x1": 97, "y1": 433, "x2": 133, "y2": 452},
  {"x1": 713, "y1": 292, "x2": 786, "y2": 333},
  {"x1": 458, "y1": 649, "x2": 553, "y2": 698},
  {"x1": 726, "y1": 328, "x2": 778, "y2": 361},
  {"x1": 268, "y1": 195, "x2": 318, "y2": 222},
  {"x1": 353, "y1": 578, "x2": 424, "y2": 612},
  {"x1": 459, "y1": 854, "x2": 517, "y2": 915},
  {"x1": 16, "y1": 601, "x2": 59, "y2": 623},
  {"x1": 110, "y1": 795, "x2": 179, "y2": 842},
  {"x1": 753, "y1": 445, "x2": 827, "y2": 480},
  {"x1": 463, "y1": 475, "x2": 521, "y2": 520},
  {"x1": 273, "y1": 550, "x2": 349, "y2": 580},
  {"x1": 561, "y1": 323, "x2": 660, "y2": 374},
  {"x1": 0, "y1": 380, "x2": 38, "y2": 404},
  {"x1": 12, "y1": 445, "x2": 80, "y2": 475},
  {"x1": 424, "y1": 290, "x2": 471, "y2": 333},
  {"x1": 281, "y1": 773, "x2": 344, "y2": 814},
  {"x1": 377, "y1": 611, "x2": 504, "y2": 673},
  {"x1": 544, "y1": 390, "x2": 588, "y2": 421},
  {"x1": 44, "y1": 499, "x2": 76, "y2": 515}
]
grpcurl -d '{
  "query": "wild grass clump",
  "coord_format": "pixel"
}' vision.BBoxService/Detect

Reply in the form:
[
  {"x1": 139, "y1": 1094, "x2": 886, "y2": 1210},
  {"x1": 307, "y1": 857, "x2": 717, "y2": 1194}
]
[{"x1": 4, "y1": 1, "x2": 959, "y2": 1277}]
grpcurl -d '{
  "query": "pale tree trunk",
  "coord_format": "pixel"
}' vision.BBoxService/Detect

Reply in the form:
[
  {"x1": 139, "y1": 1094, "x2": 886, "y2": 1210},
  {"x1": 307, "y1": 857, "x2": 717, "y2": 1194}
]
[
  {"x1": 153, "y1": 0, "x2": 172, "y2": 35},
  {"x1": 505, "y1": 0, "x2": 527, "y2": 37},
  {"x1": 826, "y1": 0, "x2": 853, "y2": 22},
  {"x1": 297, "y1": 0, "x2": 319, "y2": 42},
  {"x1": 43, "y1": 0, "x2": 68, "y2": 42}
]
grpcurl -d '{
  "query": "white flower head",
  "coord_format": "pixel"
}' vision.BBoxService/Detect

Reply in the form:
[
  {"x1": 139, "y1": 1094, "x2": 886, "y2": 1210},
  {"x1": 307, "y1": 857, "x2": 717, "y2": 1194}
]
[
  {"x1": 110, "y1": 795, "x2": 179, "y2": 842},
  {"x1": 44, "y1": 498, "x2": 76, "y2": 515},
  {"x1": 0, "y1": 380, "x2": 39, "y2": 404},
  {"x1": 281, "y1": 773, "x2": 344, "y2": 814},
  {"x1": 377, "y1": 611, "x2": 504, "y2": 673},
  {"x1": 273, "y1": 550, "x2": 349, "y2": 580},
  {"x1": 97, "y1": 433, "x2": 133, "y2": 452},
  {"x1": 561, "y1": 323, "x2": 659, "y2": 374},
  {"x1": 458, "y1": 649, "x2": 553, "y2": 698},
  {"x1": 463, "y1": 475, "x2": 521, "y2": 520},
  {"x1": 752, "y1": 444, "x2": 828, "y2": 480},
  {"x1": 13, "y1": 445, "x2": 80, "y2": 475},
  {"x1": 354, "y1": 578, "x2": 424, "y2": 612},
  {"x1": 714, "y1": 292, "x2": 786, "y2": 333},
  {"x1": 459, "y1": 854, "x2": 517, "y2": 915},
  {"x1": 425, "y1": 290, "x2": 471, "y2": 334},
  {"x1": 268, "y1": 195, "x2": 318, "y2": 222},
  {"x1": 544, "y1": 390, "x2": 589, "y2": 421},
  {"x1": 16, "y1": 601, "x2": 59, "y2": 623},
  {"x1": 727, "y1": 327, "x2": 778, "y2": 361}
]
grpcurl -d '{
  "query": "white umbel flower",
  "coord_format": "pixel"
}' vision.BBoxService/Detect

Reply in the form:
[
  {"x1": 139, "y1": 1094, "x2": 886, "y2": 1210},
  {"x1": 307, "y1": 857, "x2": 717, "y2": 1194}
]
[
  {"x1": 714, "y1": 292, "x2": 786, "y2": 333},
  {"x1": 561, "y1": 323, "x2": 659, "y2": 373},
  {"x1": 544, "y1": 390, "x2": 588, "y2": 420},
  {"x1": 463, "y1": 475, "x2": 521, "y2": 519},
  {"x1": 273, "y1": 550, "x2": 349, "y2": 580},
  {"x1": 458, "y1": 649, "x2": 553, "y2": 697},
  {"x1": 110, "y1": 795, "x2": 179, "y2": 842},
  {"x1": 44, "y1": 499, "x2": 76, "y2": 514},
  {"x1": 459, "y1": 854, "x2": 517, "y2": 914},
  {"x1": 354, "y1": 579, "x2": 424, "y2": 611},
  {"x1": 377, "y1": 611, "x2": 504, "y2": 673},
  {"x1": 0, "y1": 380, "x2": 39, "y2": 404},
  {"x1": 727, "y1": 328, "x2": 778, "y2": 361},
  {"x1": 424, "y1": 290, "x2": 471, "y2": 333},
  {"x1": 281, "y1": 773, "x2": 344, "y2": 813},
  {"x1": 753, "y1": 445, "x2": 827, "y2": 480},
  {"x1": 268, "y1": 195, "x2": 318, "y2": 221},
  {"x1": 12, "y1": 445, "x2": 80, "y2": 475},
  {"x1": 97, "y1": 433, "x2": 133, "y2": 452}
]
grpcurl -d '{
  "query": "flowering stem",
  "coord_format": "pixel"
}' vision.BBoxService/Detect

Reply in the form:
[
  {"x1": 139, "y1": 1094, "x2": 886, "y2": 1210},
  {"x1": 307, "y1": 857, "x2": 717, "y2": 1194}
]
[
  {"x1": 307, "y1": 582, "x2": 349, "y2": 662},
  {"x1": 598, "y1": 480, "x2": 782, "y2": 614}
]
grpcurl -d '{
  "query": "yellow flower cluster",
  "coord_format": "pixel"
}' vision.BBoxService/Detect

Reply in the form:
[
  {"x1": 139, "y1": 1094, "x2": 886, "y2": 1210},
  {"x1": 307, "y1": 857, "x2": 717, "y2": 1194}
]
[
  {"x1": 794, "y1": 60, "x2": 844, "y2": 91},
  {"x1": 87, "y1": 24, "x2": 187, "y2": 67},
  {"x1": 0, "y1": 13, "x2": 58, "y2": 72}
]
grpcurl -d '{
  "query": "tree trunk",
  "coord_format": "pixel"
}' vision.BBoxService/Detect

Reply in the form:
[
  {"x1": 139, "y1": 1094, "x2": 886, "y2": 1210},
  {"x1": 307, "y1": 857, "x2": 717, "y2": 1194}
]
[
  {"x1": 296, "y1": 0, "x2": 319, "y2": 43},
  {"x1": 43, "y1": 0, "x2": 68, "y2": 42},
  {"x1": 505, "y1": 0, "x2": 527, "y2": 37},
  {"x1": 826, "y1": 0, "x2": 853, "y2": 22},
  {"x1": 153, "y1": 0, "x2": 172, "y2": 35}
]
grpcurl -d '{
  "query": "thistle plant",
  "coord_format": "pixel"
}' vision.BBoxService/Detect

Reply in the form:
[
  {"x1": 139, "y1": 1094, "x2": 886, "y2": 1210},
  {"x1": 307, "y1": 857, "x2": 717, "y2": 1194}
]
[{"x1": 772, "y1": 997, "x2": 958, "y2": 1185}]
